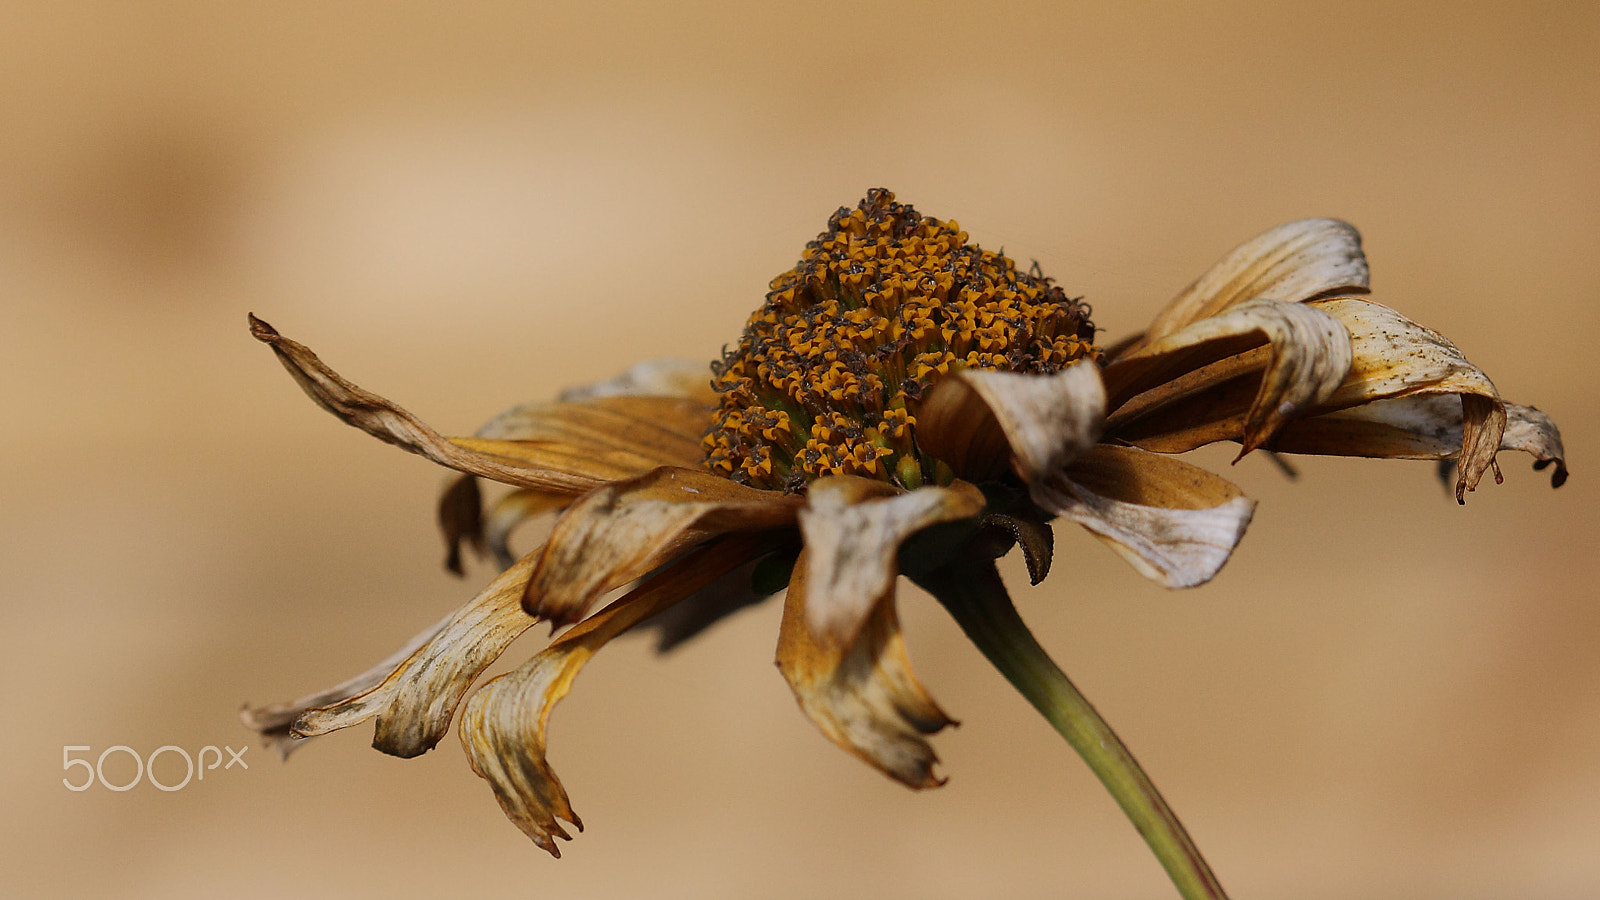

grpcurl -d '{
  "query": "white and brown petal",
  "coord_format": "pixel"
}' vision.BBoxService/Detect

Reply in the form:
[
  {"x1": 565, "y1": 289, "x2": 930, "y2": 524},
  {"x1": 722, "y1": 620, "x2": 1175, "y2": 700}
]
[
  {"x1": 1264, "y1": 297, "x2": 1558, "y2": 501},
  {"x1": 796, "y1": 476, "x2": 986, "y2": 649},
  {"x1": 775, "y1": 546, "x2": 955, "y2": 789},
  {"x1": 1499, "y1": 404, "x2": 1568, "y2": 488},
  {"x1": 916, "y1": 362, "x2": 1250, "y2": 588},
  {"x1": 1129, "y1": 218, "x2": 1370, "y2": 355},
  {"x1": 1036, "y1": 446, "x2": 1257, "y2": 589}
]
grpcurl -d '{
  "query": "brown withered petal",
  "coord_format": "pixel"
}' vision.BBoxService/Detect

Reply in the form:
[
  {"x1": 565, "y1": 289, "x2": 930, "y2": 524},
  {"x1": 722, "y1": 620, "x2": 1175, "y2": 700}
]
[
  {"x1": 797, "y1": 477, "x2": 986, "y2": 648},
  {"x1": 1265, "y1": 396, "x2": 1568, "y2": 488},
  {"x1": 775, "y1": 547, "x2": 955, "y2": 789},
  {"x1": 250, "y1": 315, "x2": 642, "y2": 494},
  {"x1": 526, "y1": 467, "x2": 803, "y2": 625},
  {"x1": 440, "y1": 361, "x2": 716, "y2": 572},
  {"x1": 240, "y1": 615, "x2": 448, "y2": 759},
  {"x1": 1104, "y1": 300, "x2": 1353, "y2": 456},
  {"x1": 1307, "y1": 298, "x2": 1508, "y2": 501},
  {"x1": 931, "y1": 363, "x2": 1106, "y2": 485},
  {"x1": 460, "y1": 535, "x2": 769, "y2": 857},
  {"x1": 1264, "y1": 394, "x2": 1467, "y2": 459},
  {"x1": 1133, "y1": 218, "x2": 1370, "y2": 352},
  {"x1": 252, "y1": 552, "x2": 542, "y2": 758},
  {"x1": 1035, "y1": 445, "x2": 1257, "y2": 589},
  {"x1": 447, "y1": 436, "x2": 695, "y2": 488},
  {"x1": 470, "y1": 395, "x2": 711, "y2": 472}
]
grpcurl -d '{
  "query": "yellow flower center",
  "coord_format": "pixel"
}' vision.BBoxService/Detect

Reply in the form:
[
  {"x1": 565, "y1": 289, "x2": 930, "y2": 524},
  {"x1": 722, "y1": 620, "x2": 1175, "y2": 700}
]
[{"x1": 704, "y1": 189, "x2": 1101, "y2": 491}]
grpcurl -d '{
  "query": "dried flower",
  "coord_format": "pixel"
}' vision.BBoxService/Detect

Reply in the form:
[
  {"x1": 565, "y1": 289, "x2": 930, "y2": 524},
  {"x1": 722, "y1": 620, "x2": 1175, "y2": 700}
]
[{"x1": 244, "y1": 190, "x2": 1565, "y2": 898}]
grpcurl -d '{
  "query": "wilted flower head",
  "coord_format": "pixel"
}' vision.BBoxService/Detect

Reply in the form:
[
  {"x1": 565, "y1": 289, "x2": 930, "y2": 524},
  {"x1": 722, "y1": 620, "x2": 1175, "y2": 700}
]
[{"x1": 245, "y1": 190, "x2": 1565, "y2": 896}]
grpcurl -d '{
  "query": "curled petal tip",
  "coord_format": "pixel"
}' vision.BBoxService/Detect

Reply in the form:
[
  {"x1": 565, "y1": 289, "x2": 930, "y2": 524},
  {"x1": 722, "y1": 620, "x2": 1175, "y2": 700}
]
[
  {"x1": 1532, "y1": 457, "x2": 1570, "y2": 489},
  {"x1": 247, "y1": 312, "x2": 278, "y2": 340}
]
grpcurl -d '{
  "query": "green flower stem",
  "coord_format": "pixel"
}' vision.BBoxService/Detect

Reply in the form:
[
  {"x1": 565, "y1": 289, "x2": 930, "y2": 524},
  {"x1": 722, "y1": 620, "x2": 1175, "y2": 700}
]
[{"x1": 918, "y1": 561, "x2": 1229, "y2": 900}]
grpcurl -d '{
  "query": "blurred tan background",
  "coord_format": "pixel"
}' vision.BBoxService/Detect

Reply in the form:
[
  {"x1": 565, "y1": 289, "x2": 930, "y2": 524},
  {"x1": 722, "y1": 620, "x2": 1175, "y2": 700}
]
[{"x1": 3, "y1": 2, "x2": 1597, "y2": 898}]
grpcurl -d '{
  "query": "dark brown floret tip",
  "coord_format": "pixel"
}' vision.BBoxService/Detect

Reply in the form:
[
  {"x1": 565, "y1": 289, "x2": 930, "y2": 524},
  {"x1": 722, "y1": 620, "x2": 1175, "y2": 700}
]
[{"x1": 704, "y1": 189, "x2": 1101, "y2": 490}]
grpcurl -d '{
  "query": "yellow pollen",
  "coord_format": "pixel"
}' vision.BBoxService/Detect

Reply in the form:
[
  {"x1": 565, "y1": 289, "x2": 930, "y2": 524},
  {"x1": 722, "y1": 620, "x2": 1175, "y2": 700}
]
[{"x1": 704, "y1": 188, "x2": 1102, "y2": 491}]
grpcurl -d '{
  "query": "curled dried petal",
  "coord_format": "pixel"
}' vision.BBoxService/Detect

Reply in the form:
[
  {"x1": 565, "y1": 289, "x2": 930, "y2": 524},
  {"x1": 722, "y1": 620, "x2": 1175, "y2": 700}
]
[
  {"x1": 1134, "y1": 218, "x2": 1369, "y2": 351},
  {"x1": 248, "y1": 552, "x2": 542, "y2": 759},
  {"x1": 240, "y1": 615, "x2": 448, "y2": 759},
  {"x1": 1500, "y1": 404, "x2": 1568, "y2": 488},
  {"x1": 1266, "y1": 395, "x2": 1568, "y2": 491},
  {"x1": 775, "y1": 548, "x2": 955, "y2": 789},
  {"x1": 977, "y1": 512, "x2": 1054, "y2": 585},
  {"x1": 251, "y1": 315, "x2": 631, "y2": 493},
  {"x1": 526, "y1": 467, "x2": 802, "y2": 625},
  {"x1": 460, "y1": 535, "x2": 768, "y2": 857},
  {"x1": 439, "y1": 474, "x2": 486, "y2": 576},
  {"x1": 1309, "y1": 298, "x2": 1509, "y2": 502},
  {"x1": 952, "y1": 363, "x2": 1106, "y2": 483},
  {"x1": 1105, "y1": 300, "x2": 1353, "y2": 456},
  {"x1": 798, "y1": 477, "x2": 985, "y2": 649},
  {"x1": 1035, "y1": 446, "x2": 1256, "y2": 589}
]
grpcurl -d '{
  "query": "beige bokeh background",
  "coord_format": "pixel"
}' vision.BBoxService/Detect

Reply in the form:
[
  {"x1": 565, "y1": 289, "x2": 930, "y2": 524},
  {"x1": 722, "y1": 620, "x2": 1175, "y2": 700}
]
[{"x1": 4, "y1": 3, "x2": 1597, "y2": 898}]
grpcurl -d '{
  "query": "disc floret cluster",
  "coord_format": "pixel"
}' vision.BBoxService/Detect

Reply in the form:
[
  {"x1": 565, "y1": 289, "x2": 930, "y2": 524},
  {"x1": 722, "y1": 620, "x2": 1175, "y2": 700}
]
[{"x1": 704, "y1": 188, "x2": 1101, "y2": 491}]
